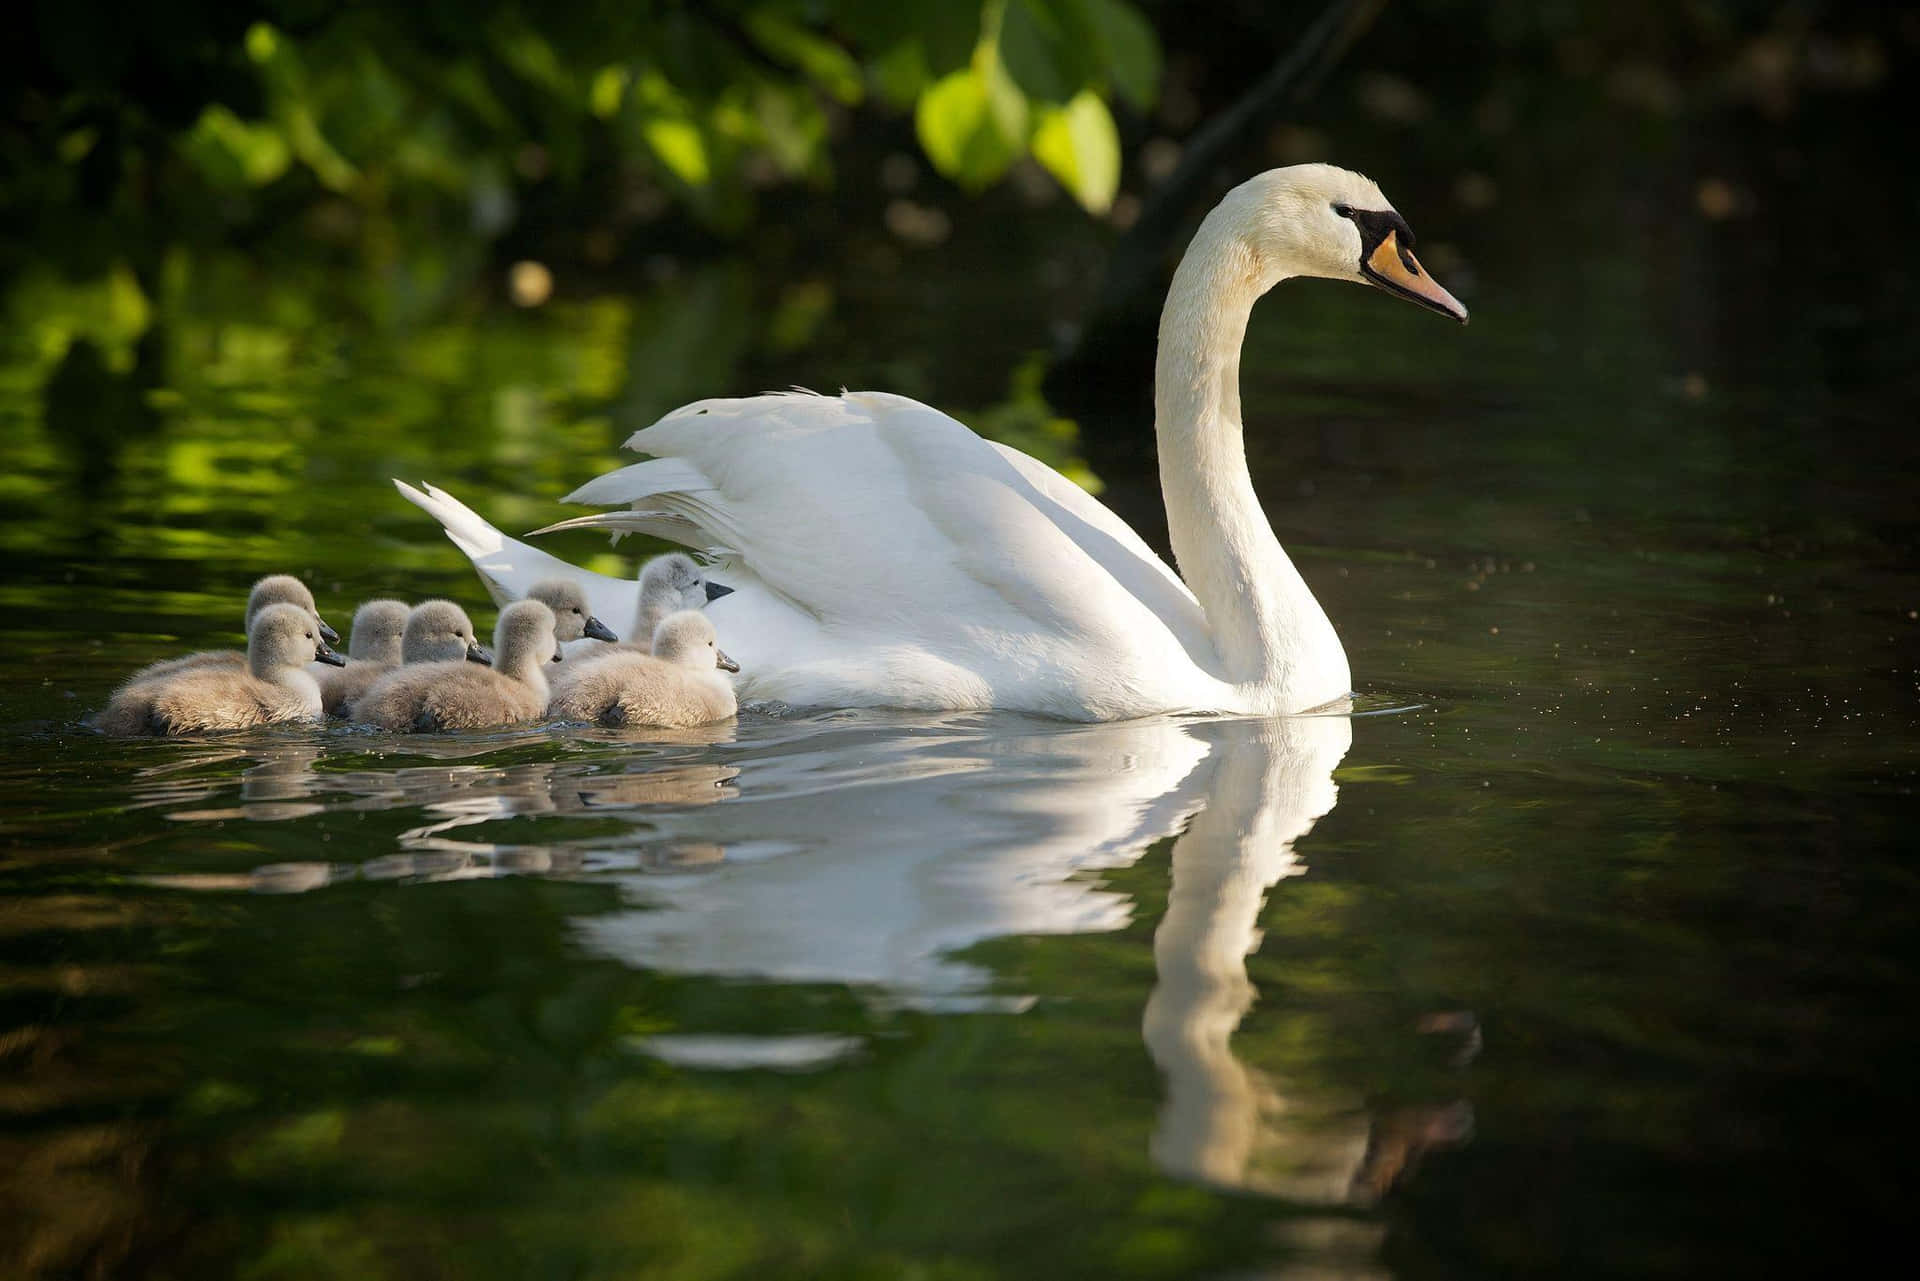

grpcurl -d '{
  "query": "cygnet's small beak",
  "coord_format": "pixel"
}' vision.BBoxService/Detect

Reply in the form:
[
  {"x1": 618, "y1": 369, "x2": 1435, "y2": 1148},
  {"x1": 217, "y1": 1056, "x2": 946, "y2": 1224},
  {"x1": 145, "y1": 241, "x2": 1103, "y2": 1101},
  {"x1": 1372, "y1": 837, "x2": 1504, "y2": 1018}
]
[
  {"x1": 704, "y1": 580, "x2": 735, "y2": 602},
  {"x1": 715, "y1": 648, "x2": 740, "y2": 673},
  {"x1": 316, "y1": 615, "x2": 342, "y2": 646},
  {"x1": 466, "y1": 642, "x2": 494, "y2": 666},
  {"x1": 583, "y1": 615, "x2": 618, "y2": 642},
  {"x1": 551, "y1": 647, "x2": 564, "y2": 663},
  {"x1": 314, "y1": 638, "x2": 348, "y2": 667}
]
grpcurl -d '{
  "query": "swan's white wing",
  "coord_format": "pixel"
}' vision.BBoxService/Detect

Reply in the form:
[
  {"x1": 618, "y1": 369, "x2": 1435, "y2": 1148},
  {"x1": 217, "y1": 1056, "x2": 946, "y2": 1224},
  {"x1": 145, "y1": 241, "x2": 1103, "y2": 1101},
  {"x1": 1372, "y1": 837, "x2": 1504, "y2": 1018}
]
[
  {"x1": 392, "y1": 479, "x2": 640, "y2": 631},
  {"x1": 554, "y1": 392, "x2": 1226, "y2": 715}
]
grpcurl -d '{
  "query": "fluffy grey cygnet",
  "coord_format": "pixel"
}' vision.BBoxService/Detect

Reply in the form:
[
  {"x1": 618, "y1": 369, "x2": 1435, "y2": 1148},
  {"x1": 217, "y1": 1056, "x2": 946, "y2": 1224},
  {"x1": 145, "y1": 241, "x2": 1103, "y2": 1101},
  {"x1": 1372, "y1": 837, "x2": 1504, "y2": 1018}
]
[
  {"x1": 627, "y1": 554, "x2": 733, "y2": 651},
  {"x1": 119, "y1": 575, "x2": 341, "y2": 689},
  {"x1": 354, "y1": 599, "x2": 560, "y2": 732},
  {"x1": 547, "y1": 610, "x2": 739, "y2": 728},
  {"x1": 330, "y1": 599, "x2": 489, "y2": 719},
  {"x1": 92, "y1": 602, "x2": 345, "y2": 736},
  {"x1": 526, "y1": 578, "x2": 617, "y2": 645},
  {"x1": 314, "y1": 598, "x2": 408, "y2": 716}
]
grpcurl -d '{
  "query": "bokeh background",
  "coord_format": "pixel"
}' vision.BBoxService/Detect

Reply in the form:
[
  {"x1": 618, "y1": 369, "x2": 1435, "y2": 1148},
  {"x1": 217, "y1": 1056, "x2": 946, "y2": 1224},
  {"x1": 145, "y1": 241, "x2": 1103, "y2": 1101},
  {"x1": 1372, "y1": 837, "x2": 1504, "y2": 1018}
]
[{"x1": 4, "y1": 3, "x2": 1919, "y2": 1279}]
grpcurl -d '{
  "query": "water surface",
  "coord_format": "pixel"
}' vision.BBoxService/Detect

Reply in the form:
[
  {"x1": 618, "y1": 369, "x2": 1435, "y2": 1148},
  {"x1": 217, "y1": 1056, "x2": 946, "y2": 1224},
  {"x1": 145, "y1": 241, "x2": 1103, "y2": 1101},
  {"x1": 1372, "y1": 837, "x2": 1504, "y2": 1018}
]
[{"x1": 4, "y1": 123, "x2": 1919, "y2": 1281}]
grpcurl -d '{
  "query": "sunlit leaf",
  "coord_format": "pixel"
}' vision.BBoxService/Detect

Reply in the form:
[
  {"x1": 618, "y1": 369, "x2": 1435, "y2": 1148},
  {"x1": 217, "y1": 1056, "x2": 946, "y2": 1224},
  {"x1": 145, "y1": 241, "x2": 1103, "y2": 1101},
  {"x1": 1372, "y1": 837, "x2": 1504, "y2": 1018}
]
[
  {"x1": 642, "y1": 117, "x2": 710, "y2": 186},
  {"x1": 915, "y1": 62, "x2": 1030, "y2": 192},
  {"x1": 1031, "y1": 90, "x2": 1119, "y2": 212},
  {"x1": 590, "y1": 66, "x2": 630, "y2": 119}
]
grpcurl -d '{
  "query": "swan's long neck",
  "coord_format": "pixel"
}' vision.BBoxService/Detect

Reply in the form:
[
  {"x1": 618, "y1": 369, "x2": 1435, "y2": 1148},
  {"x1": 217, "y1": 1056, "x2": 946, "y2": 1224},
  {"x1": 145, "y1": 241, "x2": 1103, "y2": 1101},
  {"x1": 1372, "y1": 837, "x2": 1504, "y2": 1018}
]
[{"x1": 1154, "y1": 215, "x2": 1349, "y2": 707}]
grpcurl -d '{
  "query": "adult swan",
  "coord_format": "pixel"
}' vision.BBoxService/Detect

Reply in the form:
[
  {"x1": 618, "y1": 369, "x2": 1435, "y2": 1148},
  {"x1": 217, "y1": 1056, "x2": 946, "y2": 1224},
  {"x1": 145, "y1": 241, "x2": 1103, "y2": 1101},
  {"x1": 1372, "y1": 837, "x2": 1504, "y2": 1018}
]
[{"x1": 404, "y1": 165, "x2": 1466, "y2": 721}]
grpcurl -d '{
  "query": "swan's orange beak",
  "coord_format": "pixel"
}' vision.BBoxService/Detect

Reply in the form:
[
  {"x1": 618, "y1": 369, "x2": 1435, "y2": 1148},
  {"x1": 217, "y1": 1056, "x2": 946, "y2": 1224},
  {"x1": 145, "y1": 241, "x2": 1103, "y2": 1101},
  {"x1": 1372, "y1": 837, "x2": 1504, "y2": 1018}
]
[{"x1": 1362, "y1": 231, "x2": 1468, "y2": 324}]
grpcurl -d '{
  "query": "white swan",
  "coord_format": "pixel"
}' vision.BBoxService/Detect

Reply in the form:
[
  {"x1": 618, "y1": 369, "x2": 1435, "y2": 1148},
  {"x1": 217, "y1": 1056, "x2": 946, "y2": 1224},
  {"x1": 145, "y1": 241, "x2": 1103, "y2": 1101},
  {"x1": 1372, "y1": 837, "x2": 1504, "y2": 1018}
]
[{"x1": 423, "y1": 165, "x2": 1465, "y2": 719}]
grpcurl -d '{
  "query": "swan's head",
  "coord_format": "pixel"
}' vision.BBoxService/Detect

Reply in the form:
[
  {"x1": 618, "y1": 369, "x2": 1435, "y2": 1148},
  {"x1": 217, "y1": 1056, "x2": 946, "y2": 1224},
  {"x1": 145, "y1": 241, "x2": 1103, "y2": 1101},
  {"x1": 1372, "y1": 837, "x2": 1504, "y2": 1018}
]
[
  {"x1": 495, "y1": 598, "x2": 563, "y2": 666},
  {"x1": 652, "y1": 610, "x2": 739, "y2": 674},
  {"x1": 405, "y1": 600, "x2": 491, "y2": 666},
  {"x1": 638, "y1": 553, "x2": 735, "y2": 616},
  {"x1": 527, "y1": 578, "x2": 617, "y2": 645},
  {"x1": 247, "y1": 574, "x2": 341, "y2": 646},
  {"x1": 1224, "y1": 164, "x2": 1466, "y2": 323},
  {"x1": 252, "y1": 601, "x2": 343, "y2": 673},
  {"x1": 346, "y1": 599, "x2": 409, "y2": 664}
]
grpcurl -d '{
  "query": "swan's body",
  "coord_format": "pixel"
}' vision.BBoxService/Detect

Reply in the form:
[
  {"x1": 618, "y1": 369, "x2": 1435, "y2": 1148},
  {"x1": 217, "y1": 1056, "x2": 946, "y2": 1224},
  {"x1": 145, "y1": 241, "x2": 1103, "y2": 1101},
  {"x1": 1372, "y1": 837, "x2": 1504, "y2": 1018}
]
[
  {"x1": 316, "y1": 599, "x2": 408, "y2": 716},
  {"x1": 548, "y1": 610, "x2": 739, "y2": 727},
  {"x1": 354, "y1": 600, "x2": 558, "y2": 733},
  {"x1": 93, "y1": 603, "x2": 345, "y2": 735},
  {"x1": 407, "y1": 165, "x2": 1464, "y2": 720},
  {"x1": 118, "y1": 576, "x2": 341, "y2": 691}
]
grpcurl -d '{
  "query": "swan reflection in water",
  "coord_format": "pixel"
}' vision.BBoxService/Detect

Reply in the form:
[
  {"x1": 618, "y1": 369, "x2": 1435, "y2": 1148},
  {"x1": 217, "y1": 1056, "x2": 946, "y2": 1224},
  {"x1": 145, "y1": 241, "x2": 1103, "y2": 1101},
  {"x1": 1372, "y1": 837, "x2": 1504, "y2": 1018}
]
[
  {"x1": 578, "y1": 710, "x2": 1474, "y2": 1232},
  {"x1": 140, "y1": 709, "x2": 1471, "y2": 1243}
]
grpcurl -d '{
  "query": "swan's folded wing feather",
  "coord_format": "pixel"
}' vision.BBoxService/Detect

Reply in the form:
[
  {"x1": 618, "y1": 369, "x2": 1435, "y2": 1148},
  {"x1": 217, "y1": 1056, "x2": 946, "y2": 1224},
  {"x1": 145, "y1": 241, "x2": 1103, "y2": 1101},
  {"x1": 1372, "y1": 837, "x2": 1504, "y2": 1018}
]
[{"x1": 590, "y1": 391, "x2": 1218, "y2": 673}]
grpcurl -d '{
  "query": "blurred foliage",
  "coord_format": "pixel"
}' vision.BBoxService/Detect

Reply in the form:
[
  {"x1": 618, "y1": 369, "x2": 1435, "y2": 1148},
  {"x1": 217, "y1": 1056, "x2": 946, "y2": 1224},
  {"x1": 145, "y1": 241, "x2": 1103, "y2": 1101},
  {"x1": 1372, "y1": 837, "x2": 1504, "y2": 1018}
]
[{"x1": 3, "y1": 0, "x2": 1156, "y2": 281}]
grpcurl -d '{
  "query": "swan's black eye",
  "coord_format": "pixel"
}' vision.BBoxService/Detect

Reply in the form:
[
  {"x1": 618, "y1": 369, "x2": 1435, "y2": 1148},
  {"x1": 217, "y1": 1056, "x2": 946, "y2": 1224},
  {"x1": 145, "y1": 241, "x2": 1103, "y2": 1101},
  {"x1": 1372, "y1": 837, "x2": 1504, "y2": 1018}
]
[{"x1": 1332, "y1": 203, "x2": 1353, "y2": 218}]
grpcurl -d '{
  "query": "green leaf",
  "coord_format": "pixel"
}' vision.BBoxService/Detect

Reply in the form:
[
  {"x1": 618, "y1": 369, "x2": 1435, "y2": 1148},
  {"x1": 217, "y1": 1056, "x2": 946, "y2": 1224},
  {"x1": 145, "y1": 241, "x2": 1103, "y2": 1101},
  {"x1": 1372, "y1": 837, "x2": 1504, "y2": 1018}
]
[
  {"x1": 867, "y1": 40, "x2": 931, "y2": 110},
  {"x1": 1031, "y1": 90, "x2": 1119, "y2": 212},
  {"x1": 1001, "y1": 0, "x2": 1080, "y2": 103},
  {"x1": 1079, "y1": 0, "x2": 1160, "y2": 109},
  {"x1": 642, "y1": 117, "x2": 711, "y2": 186},
  {"x1": 744, "y1": 11, "x2": 865, "y2": 106},
  {"x1": 915, "y1": 62, "x2": 1030, "y2": 192}
]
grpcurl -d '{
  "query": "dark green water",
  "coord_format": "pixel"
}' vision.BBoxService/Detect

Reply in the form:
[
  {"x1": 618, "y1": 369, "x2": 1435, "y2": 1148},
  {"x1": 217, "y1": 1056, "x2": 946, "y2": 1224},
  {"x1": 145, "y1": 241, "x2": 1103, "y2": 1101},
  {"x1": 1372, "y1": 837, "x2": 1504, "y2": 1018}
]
[{"x1": 5, "y1": 139, "x2": 1919, "y2": 1279}]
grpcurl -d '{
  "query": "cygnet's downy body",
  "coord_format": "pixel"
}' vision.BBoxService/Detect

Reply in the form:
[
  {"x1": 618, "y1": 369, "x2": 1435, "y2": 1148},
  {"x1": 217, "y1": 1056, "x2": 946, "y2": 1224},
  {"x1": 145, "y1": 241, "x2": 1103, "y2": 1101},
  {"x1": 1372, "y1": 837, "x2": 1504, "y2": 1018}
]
[
  {"x1": 93, "y1": 603, "x2": 345, "y2": 736},
  {"x1": 118, "y1": 575, "x2": 340, "y2": 689},
  {"x1": 331, "y1": 599, "x2": 489, "y2": 719},
  {"x1": 314, "y1": 599, "x2": 408, "y2": 716},
  {"x1": 547, "y1": 610, "x2": 739, "y2": 728},
  {"x1": 354, "y1": 600, "x2": 559, "y2": 732}
]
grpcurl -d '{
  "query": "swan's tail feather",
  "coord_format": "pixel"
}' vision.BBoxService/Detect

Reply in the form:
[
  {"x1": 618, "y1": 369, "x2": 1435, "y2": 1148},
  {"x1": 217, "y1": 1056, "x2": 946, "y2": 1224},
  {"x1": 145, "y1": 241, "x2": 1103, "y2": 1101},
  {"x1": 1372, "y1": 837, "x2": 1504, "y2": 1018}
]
[{"x1": 393, "y1": 479, "x2": 506, "y2": 563}]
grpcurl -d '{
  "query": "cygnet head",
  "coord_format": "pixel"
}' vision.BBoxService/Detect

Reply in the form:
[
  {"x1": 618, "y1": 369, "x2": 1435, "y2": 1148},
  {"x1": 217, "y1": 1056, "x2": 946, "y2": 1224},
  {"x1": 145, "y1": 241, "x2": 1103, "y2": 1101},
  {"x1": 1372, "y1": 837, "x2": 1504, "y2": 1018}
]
[
  {"x1": 404, "y1": 600, "x2": 491, "y2": 665},
  {"x1": 346, "y1": 599, "x2": 409, "y2": 663},
  {"x1": 1206, "y1": 164, "x2": 1466, "y2": 323},
  {"x1": 247, "y1": 575, "x2": 341, "y2": 646},
  {"x1": 635, "y1": 554, "x2": 734, "y2": 643},
  {"x1": 651, "y1": 610, "x2": 739, "y2": 673},
  {"x1": 494, "y1": 598, "x2": 562, "y2": 670},
  {"x1": 251, "y1": 601, "x2": 343, "y2": 676},
  {"x1": 640, "y1": 554, "x2": 733, "y2": 611},
  {"x1": 527, "y1": 578, "x2": 616, "y2": 644}
]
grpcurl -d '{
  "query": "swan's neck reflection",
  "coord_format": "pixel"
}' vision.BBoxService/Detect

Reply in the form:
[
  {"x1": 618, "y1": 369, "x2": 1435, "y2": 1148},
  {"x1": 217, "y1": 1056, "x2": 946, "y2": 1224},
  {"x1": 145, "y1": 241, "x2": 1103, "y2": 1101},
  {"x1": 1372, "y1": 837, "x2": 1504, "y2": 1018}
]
[{"x1": 1144, "y1": 714, "x2": 1357, "y2": 1198}]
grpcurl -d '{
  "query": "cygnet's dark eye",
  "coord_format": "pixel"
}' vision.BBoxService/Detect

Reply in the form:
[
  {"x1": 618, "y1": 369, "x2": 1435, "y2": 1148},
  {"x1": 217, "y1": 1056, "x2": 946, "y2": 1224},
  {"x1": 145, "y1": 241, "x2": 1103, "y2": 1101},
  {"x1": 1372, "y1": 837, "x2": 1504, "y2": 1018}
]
[
  {"x1": 573, "y1": 607, "x2": 582, "y2": 615},
  {"x1": 1332, "y1": 202, "x2": 1353, "y2": 218}
]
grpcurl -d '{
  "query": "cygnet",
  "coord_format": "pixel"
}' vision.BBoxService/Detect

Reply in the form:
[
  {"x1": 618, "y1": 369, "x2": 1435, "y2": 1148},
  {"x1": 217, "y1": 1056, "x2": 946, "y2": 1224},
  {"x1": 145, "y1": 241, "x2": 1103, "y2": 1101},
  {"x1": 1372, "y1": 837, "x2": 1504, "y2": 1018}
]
[
  {"x1": 93, "y1": 603, "x2": 345, "y2": 735},
  {"x1": 527, "y1": 578, "x2": 618, "y2": 645},
  {"x1": 314, "y1": 598, "x2": 408, "y2": 716},
  {"x1": 547, "y1": 610, "x2": 739, "y2": 728},
  {"x1": 331, "y1": 598, "x2": 490, "y2": 720},
  {"x1": 627, "y1": 554, "x2": 734, "y2": 652},
  {"x1": 354, "y1": 599, "x2": 560, "y2": 733},
  {"x1": 120, "y1": 575, "x2": 341, "y2": 688}
]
